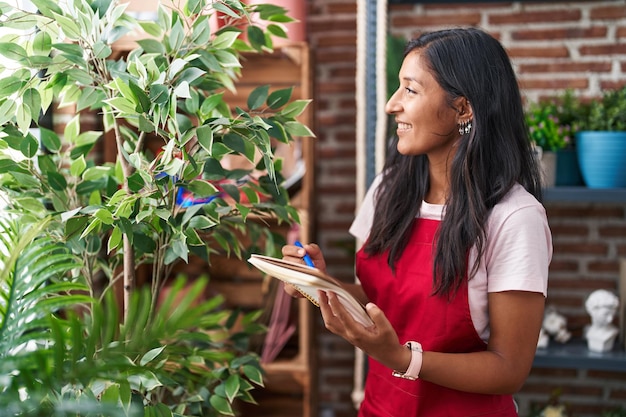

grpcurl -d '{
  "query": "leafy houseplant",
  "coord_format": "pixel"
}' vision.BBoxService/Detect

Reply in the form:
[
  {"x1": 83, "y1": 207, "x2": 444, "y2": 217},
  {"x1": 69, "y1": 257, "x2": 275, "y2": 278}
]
[
  {"x1": 525, "y1": 93, "x2": 579, "y2": 153},
  {"x1": 525, "y1": 91, "x2": 584, "y2": 186},
  {"x1": 0, "y1": 0, "x2": 313, "y2": 415},
  {"x1": 574, "y1": 85, "x2": 626, "y2": 188}
]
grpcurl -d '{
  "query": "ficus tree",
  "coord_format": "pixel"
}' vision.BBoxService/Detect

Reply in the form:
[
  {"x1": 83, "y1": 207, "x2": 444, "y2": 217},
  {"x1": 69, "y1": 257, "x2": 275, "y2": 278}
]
[{"x1": 0, "y1": 0, "x2": 313, "y2": 415}]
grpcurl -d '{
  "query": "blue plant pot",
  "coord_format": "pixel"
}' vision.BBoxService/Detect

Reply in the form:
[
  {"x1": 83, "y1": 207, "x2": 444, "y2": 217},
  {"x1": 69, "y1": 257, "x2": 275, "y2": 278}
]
[
  {"x1": 575, "y1": 131, "x2": 626, "y2": 188},
  {"x1": 555, "y1": 148, "x2": 584, "y2": 186}
]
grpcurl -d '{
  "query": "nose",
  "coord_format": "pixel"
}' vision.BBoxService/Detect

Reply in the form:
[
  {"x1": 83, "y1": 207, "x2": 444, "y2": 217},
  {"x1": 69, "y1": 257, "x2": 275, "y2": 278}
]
[{"x1": 385, "y1": 89, "x2": 401, "y2": 114}]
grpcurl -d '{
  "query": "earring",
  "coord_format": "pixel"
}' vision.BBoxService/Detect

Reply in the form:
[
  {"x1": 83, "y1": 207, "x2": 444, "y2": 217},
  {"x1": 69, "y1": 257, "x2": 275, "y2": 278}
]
[{"x1": 458, "y1": 120, "x2": 472, "y2": 135}]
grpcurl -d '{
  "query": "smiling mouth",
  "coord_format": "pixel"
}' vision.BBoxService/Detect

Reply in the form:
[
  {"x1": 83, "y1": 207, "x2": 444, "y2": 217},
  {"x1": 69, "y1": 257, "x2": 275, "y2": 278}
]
[{"x1": 397, "y1": 122, "x2": 411, "y2": 131}]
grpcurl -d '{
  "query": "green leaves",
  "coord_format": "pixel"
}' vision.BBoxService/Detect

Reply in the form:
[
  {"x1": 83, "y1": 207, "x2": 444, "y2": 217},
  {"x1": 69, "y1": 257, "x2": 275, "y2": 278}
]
[
  {"x1": 0, "y1": 43, "x2": 28, "y2": 62},
  {"x1": 0, "y1": 77, "x2": 24, "y2": 98},
  {"x1": 248, "y1": 85, "x2": 270, "y2": 110},
  {"x1": 0, "y1": 0, "x2": 314, "y2": 414}
]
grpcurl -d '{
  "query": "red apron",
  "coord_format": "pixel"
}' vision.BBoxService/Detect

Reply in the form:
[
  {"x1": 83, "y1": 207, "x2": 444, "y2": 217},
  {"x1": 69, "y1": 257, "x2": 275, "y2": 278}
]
[{"x1": 356, "y1": 218, "x2": 517, "y2": 417}]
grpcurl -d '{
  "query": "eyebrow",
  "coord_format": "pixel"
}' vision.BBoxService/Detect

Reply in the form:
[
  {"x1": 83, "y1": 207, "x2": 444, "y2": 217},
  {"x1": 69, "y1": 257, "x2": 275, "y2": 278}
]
[{"x1": 402, "y1": 76, "x2": 423, "y2": 85}]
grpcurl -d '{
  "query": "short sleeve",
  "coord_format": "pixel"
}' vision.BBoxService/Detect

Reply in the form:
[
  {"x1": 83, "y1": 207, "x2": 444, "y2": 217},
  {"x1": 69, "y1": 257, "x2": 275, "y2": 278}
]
[{"x1": 484, "y1": 190, "x2": 552, "y2": 296}]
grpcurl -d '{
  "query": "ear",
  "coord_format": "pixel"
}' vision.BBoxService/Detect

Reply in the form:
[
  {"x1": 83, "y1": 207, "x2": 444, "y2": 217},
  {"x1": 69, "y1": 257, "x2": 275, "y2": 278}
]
[{"x1": 454, "y1": 97, "x2": 473, "y2": 122}]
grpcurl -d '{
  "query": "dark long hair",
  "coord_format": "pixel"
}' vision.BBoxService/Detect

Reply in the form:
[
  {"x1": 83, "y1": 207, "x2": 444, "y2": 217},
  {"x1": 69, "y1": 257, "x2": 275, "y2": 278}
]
[{"x1": 364, "y1": 28, "x2": 542, "y2": 296}]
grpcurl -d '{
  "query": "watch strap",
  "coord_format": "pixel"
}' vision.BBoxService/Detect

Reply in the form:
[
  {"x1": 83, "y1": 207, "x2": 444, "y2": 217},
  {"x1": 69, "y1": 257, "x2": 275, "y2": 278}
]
[{"x1": 391, "y1": 341, "x2": 423, "y2": 380}]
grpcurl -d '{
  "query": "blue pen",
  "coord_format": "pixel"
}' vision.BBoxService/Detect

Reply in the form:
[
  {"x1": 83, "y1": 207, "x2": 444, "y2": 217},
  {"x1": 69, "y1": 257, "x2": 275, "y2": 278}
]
[{"x1": 294, "y1": 241, "x2": 315, "y2": 268}]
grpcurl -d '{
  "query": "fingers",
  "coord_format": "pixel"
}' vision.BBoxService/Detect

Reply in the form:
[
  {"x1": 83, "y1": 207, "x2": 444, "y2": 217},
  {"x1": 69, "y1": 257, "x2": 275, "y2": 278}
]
[
  {"x1": 318, "y1": 290, "x2": 337, "y2": 329},
  {"x1": 318, "y1": 290, "x2": 361, "y2": 336},
  {"x1": 281, "y1": 242, "x2": 326, "y2": 271}
]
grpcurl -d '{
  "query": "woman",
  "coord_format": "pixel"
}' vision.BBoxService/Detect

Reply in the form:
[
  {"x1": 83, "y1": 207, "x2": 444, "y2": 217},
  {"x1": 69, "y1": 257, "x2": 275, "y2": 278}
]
[{"x1": 283, "y1": 28, "x2": 552, "y2": 416}]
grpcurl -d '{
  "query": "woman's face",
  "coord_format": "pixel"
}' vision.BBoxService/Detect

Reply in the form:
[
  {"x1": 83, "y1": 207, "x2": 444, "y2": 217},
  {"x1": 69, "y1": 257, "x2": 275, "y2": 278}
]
[{"x1": 385, "y1": 49, "x2": 461, "y2": 159}]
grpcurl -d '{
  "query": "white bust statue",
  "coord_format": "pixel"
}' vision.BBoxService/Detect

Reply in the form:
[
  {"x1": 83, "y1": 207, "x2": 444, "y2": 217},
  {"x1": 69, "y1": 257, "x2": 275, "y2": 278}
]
[{"x1": 584, "y1": 289, "x2": 620, "y2": 353}]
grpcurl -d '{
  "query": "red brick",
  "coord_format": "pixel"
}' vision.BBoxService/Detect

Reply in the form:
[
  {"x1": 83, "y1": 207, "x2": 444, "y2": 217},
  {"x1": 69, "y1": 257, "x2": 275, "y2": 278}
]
[
  {"x1": 317, "y1": 34, "x2": 357, "y2": 47},
  {"x1": 548, "y1": 278, "x2": 616, "y2": 290},
  {"x1": 616, "y1": 244, "x2": 626, "y2": 256},
  {"x1": 610, "y1": 388, "x2": 626, "y2": 399},
  {"x1": 590, "y1": 5, "x2": 626, "y2": 20},
  {"x1": 548, "y1": 259, "x2": 581, "y2": 273},
  {"x1": 317, "y1": 183, "x2": 354, "y2": 194},
  {"x1": 422, "y1": 2, "x2": 512, "y2": 12},
  {"x1": 513, "y1": 26, "x2": 607, "y2": 41},
  {"x1": 600, "y1": 80, "x2": 626, "y2": 90},
  {"x1": 545, "y1": 294, "x2": 585, "y2": 308},
  {"x1": 588, "y1": 260, "x2": 620, "y2": 273},
  {"x1": 317, "y1": 111, "x2": 355, "y2": 126},
  {"x1": 580, "y1": 43, "x2": 626, "y2": 56},
  {"x1": 588, "y1": 370, "x2": 626, "y2": 381},
  {"x1": 549, "y1": 224, "x2": 589, "y2": 237},
  {"x1": 315, "y1": 50, "x2": 357, "y2": 64},
  {"x1": 599, "y1": 225, "x2": 626, "y2": 237},
  {"x1": 336, "y1": 131, "x2": 358, "y2": 141},
  {"x1": 391, "y1": 13, "x2": 481, "y2": 28},
  {"x1": 519, "y1": 61, "x2": 612, "y2": 74},
  {"x1": 308, "y1": 18, "x2": 357, "y2": 33},
  {"x1": 326, "y1": 3, "x2": 356, "y2": 14},
  {"x1": 317, "y1": 81, "x2": 357, "y2": 94},
  {"x1": 490, "y1": 9, "x2": 581, "y2": 25},
  {"x1": 333, "y1": 202, "x2": 357, "y2": 216},
  {"x1": 506, "y1": 46, "x2": 569, "y2": 60},
  {"x1": 519, "y1": 78, "x2": 589, "y2": 90},
  {"x1": 329, "y1": 67, "x2": 357, "y2": 79},
  {"x1": 337, "y1": 98, "x2": 357, "y2": 109},
  {"x1": 507, "y1": 46, "x2": 570, "y2": 59},
  {"x1": 388, "y1": 4, "x2": 414, "y2": 13}
]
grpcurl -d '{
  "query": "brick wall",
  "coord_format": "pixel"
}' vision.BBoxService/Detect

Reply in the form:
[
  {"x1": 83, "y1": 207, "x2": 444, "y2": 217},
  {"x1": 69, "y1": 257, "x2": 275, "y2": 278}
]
[
  {"x1": 308, "y1": 1, "x2": 626, "y2": 416},
  {"x1": 523, "y1": 203, "x2": 626, "y2": 416}
]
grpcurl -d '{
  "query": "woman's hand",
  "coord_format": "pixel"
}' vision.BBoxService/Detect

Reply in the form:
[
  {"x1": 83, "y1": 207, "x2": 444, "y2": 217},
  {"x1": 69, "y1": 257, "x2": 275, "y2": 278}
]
[
  {"x1": 282, "y1": 242, "x2": 327, "y2": 271},
  {"x1": 281, "y1": 242, "x2": 327, "y2": 299},
  {"x1": 318, "y1": 290, "x2": 411, "y2": 373}
]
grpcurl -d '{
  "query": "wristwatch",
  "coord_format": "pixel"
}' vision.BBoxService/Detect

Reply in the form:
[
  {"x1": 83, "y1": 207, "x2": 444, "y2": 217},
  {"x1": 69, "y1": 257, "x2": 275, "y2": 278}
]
[{"x1": 391, "y1": 341, "x2": 423, "y2": 381}]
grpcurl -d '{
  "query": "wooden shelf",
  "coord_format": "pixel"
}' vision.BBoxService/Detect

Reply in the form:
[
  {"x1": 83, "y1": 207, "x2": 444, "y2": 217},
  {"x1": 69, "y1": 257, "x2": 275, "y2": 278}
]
[
  {"x1": 544, "y1": 187, "x2": 626, "y2": 203},
  {"x1": 534, "y1": 338, "x2": 626, "y2": 371}
]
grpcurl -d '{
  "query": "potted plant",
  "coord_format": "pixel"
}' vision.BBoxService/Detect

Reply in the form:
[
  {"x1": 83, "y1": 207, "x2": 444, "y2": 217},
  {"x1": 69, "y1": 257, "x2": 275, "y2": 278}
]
[
  {"x1": 525, "y1": 91, "x2": 584, "y2": 187},
  {"x1": 525, "y1": 97, "x2": 578, "y2": 188},
  {"x1": 575, "y1": 85, "x2": 626, "y2": 188},
  {"x1": 0, "y1": 0, "x2": 313, "y2": 415}
]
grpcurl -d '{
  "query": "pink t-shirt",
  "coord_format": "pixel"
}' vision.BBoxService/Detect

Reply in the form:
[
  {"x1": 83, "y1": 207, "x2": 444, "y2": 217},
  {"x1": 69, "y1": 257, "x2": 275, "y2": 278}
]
[{"x1": 349, "y1": 175, "x2": 552, "y2": 342}]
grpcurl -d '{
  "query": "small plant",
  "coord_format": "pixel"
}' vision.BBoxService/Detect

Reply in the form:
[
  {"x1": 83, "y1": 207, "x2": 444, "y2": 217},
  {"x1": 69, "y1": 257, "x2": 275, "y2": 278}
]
[
  {"x1": 526, "y1": 389, "x2": 570, "y2": 417},
  {"x1": 580, "y1": 85, "x2": 626, "y2": 131},
  {"x1": 525, "y1": 91, "x2": 582, "y2": 151},
  {"x1": 602, "y1": 406, "x2": 626, "y2": 417}
]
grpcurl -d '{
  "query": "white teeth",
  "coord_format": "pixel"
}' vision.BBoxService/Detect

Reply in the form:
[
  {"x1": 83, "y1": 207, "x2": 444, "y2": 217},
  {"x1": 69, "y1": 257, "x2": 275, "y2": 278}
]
[{"x1": 397, "y1": 123, "x2": 411, "y2": 130}]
